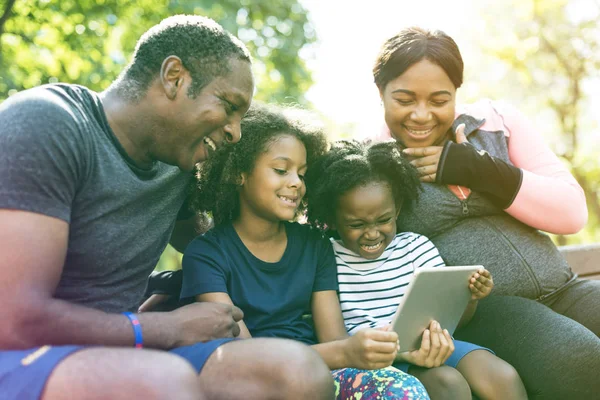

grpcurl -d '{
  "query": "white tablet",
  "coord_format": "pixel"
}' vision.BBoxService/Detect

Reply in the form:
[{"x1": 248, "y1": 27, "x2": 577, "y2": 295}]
[{"x1": 390, "y1": 265, "x2": 482, "y2": 352}]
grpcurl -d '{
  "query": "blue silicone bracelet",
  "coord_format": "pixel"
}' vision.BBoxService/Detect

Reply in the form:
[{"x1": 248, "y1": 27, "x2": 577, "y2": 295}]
[{"x1": 122, "y1": 312, "x2": 143, "y2": 349}]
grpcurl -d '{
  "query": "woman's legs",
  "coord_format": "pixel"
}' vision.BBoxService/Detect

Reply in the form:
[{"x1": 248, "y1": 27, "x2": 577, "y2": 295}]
[
  {"x1": 540, "y1": 278, "x2": 600, "y2": 336},
  {"x1": 332, "y1": 366, "x2": 430, "y2": 400},
  {"x1": 407, "y1": 365, "x2": 471, "y2": 400},
  {"x1": 454, "y1": 295, "x2": 600, "y2": 399},
  {"x1": 455, "y1": 349, "x2": 526, "y2": 400}
]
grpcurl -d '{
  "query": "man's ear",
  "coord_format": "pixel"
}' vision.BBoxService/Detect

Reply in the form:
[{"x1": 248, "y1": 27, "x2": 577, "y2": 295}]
[
  {"x1": 238, "y1": 173, "x2": 246, "y2": 186},
  {"x1": 160, "y1": 56, "x2": 185, "y2": 100}
]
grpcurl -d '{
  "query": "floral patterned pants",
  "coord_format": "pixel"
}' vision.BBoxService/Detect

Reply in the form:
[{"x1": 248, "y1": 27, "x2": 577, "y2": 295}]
[{"x1": 332, "y1": 366, "x2": 429, "y2": 400}]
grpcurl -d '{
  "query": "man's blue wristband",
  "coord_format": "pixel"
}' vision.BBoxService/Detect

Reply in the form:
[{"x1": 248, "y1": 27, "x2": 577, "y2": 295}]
[{"x1": 122, "y1": 312, "x2": 144, "y2": 349}]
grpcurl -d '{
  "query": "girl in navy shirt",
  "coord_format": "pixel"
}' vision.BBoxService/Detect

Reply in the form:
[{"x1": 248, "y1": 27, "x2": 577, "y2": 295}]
[{"x1": 180, "y1": 103, "x2": 429, "y2": 399}]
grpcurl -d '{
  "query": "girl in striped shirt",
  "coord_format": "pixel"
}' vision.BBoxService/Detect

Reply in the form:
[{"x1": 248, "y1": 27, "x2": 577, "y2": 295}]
[{"x1": 305, "y1": 139, "x2": 527, "y2": 400}]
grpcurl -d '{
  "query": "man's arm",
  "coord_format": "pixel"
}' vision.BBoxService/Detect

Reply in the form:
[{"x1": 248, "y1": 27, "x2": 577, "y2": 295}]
[{"x1": 0, "y1": 209, "x2": 241, "y2": 350}]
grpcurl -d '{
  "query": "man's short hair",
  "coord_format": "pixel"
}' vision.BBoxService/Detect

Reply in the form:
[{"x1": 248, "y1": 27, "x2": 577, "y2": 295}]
[{"x1": 118, "y1": 15, "x2": 251, "y2": 100}]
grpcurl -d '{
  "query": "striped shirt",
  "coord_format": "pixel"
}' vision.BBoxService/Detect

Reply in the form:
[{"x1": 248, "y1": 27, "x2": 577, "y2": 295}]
[{"x1": 333, "y1": 232, "x2": 445, "y2": 335}]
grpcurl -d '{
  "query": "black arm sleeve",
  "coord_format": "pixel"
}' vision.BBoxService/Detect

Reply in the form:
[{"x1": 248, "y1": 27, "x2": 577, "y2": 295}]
[
  {"x1": 436, "y1": 141, "x2": 523, "y2": 209},
  {"x1": 145, "y1": 269, "x2": 183, "y2": 297}
]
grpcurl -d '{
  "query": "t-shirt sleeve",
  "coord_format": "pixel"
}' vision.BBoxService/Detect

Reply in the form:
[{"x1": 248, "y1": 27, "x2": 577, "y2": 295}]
[
  {"x1": 0, "y1": 90, "x2": 84, "y2": 222},
  {"x1": 408, "y1": 233, "x2": 446, "y2": 269},
  {"x1": 312, "y1": 234, "x2": 338, "y2": 292},
  {"x1": 180, "y1": 233, "x2": 230, "y2": 299}
]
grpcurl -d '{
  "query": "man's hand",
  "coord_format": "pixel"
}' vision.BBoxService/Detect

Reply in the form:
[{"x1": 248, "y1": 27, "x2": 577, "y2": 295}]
[
  {"x1": 402, "y1": 124, "x2": 467, "y2": 182},
  {"x1": 397, "y1": 320, "x2": 454, "y2": 368},
  {"x1": 139, "y1": 294, "x2": 170, "y2": 312},
  {"x1": 469, "y1": 268, "x2": 494, "y2": 300},
  {"x1": 342, "y1": 328, "x2": 399, "y2": 370},
  {"x1": 163, "y1": 302, "x2": 244, "y2": 347}
]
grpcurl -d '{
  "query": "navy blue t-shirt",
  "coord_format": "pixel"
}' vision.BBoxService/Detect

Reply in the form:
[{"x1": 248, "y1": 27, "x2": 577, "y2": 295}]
[{"x1": 180, "y1": 222, "x2": 338, "y2": 345}]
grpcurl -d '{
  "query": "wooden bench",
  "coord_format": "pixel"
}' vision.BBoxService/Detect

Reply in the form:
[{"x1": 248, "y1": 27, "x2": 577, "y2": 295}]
[{"x1": 559, "y1": 243, "x2": 600, "y2": 280}]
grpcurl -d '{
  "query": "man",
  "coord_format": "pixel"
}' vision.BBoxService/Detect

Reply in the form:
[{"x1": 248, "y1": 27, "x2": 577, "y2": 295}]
[{"x1": 0, "y1": 15, "x2": 333, "y2": 400}]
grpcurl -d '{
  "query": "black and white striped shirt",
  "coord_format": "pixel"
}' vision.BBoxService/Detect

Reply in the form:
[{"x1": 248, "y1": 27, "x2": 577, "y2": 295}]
[{"x1": 333, "y1": 232, "x2": 445, "y2": 335}]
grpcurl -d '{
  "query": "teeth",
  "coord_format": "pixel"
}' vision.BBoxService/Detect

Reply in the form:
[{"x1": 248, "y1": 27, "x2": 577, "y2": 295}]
[
  {"x1": 405, "y1": 126, "x2": 434, "y2": 136},
  {"x1": 278, "y1": 196, "x2": 296, "y2": 205},
  {"x1": 204, "y1": 137, "x2": 216, "y2": 151},
  {"x1": 361, "y1": 242, "x2": 383, "y2": 251}
]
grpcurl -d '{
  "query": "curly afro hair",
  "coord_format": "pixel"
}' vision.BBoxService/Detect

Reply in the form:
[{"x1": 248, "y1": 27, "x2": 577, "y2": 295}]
[
  {"x1": 305, "y1": 139, "x2": 421, "y2": 231},
  {"x1": 192, "y1": 102, "x2": 328, "y2": 227},
  {"x1": 115, "y1": 14, "x2": 251, "y2": 101}
]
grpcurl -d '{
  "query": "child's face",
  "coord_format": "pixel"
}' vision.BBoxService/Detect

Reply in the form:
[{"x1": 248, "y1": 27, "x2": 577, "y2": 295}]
[
  {"x1": 333, "y1": 181, "x2": 399, "y2": 260},
  {"x1": 239, "y1": 134, "x2": 307, "y2": 223}
]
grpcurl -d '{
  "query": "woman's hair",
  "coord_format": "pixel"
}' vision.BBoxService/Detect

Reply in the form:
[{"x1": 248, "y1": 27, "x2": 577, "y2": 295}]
[
  {"x1": 192, "y1": 102, "x2": 328, "y2": 227},
  {"x1": 305, "y1": 139, "x2": 421, "y2": 231},
  {"x1": 373, "y1": 27, "x2": 464, "y2": 90}
]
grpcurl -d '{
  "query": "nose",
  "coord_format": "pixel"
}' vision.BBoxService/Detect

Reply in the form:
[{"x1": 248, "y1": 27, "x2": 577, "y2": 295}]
[
  {"x1": 363, "y1": 226, "x2": 380, "y2": 240},
  {"x1": 224, "y1": 120, "x2": 242, "y2": 144},
  {"x1": 288, "y1": 172, "x2": 303, "y2": 188},
  {"x1": 410, "y1": 102, "x2": 431, "y2": 123}
]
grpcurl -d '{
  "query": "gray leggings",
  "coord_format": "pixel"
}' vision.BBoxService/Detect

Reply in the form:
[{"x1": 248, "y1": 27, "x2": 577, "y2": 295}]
[{"x1": 454, "y1": 278, "x2": 600, "y2": 399}]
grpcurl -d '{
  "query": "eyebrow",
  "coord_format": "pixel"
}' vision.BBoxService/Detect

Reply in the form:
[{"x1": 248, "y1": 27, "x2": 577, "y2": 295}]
[
  {"x1": 391, "y1": 89, "x2": 452, "y2": 96},
  {"x1": 343, "y1": 211, "x2": 395, "y2": 222}
]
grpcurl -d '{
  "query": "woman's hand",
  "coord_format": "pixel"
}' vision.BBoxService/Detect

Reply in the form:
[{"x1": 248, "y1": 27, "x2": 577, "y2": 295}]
[
  {"x1": 469, "y1": 268, "x2": 494, "y2": 300},
  {"x1": 402, "y1": 124, "x2": 467, "y2": 182},
  {"x1": 343, "y1": 328, "x2": 399, "y2": 370},
  {"x1": 397, "y1": 320, "x2": 454, "y2": 368}
]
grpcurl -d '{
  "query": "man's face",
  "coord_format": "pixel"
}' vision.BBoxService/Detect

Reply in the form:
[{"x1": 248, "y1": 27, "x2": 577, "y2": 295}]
[{"x1": 155, "y1": 57, "x2": 254, "y2": 171}]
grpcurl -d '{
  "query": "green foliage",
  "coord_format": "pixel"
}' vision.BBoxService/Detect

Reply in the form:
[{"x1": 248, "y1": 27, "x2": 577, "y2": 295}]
[{"x1": 0, "y1": 0, "x2": 315, "y2": 104}]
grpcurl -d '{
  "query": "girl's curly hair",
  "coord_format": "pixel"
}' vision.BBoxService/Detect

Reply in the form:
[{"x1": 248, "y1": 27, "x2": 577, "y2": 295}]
[
  {"x1": 305, "y1": 139, "x2": 421, "y2": 231},
  {"x1": 192, "y1": 102, "x2": 328, "y2": 227}
]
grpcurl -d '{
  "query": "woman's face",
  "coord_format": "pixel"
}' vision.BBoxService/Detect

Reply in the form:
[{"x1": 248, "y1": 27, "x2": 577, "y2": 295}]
[{"x1": 380, "y1": 59, "x2": 456, "y2": 148}]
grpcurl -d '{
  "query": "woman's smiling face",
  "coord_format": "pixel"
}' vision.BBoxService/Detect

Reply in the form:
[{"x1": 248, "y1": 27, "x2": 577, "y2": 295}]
[{"x1": 380, "y1": 59, "x2": 456, "y2": 149}]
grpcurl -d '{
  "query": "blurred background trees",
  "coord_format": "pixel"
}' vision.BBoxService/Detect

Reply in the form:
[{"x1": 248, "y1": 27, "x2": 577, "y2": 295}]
[
  {"x1": 0, "y1": 0, "x2": 315, "y2": 104},
  {"x1": 469, "y1": 0, "x2": 600, "y2": 245},
  {"x1": 1, "y1": 0, "x2": 598, "y2": 270}
]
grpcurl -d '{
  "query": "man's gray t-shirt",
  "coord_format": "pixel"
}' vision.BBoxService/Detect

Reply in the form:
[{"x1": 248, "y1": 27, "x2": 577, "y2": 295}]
[{"x1": 0, "y1": 84, "x2": 193, "y2": 312}]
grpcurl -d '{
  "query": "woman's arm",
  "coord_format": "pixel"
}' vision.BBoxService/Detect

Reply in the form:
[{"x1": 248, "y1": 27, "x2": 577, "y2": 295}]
[
  {"x1": 196, "y1": 292, "x2": 252, "y2": 339},
  {"x1": 500, "y1": 102, "x2": 588, "y2": 234}
]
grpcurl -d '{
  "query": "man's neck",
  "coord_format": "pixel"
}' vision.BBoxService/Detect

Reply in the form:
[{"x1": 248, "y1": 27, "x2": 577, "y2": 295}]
[{"x1": 100, "y1": 88, "x2": 156, "y2": 168}]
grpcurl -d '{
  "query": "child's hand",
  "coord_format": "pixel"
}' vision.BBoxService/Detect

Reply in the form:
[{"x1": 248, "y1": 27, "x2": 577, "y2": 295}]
[
  {"x1": 469, "y1": 268, "x2": 494, "y2": 300},
  {"x1": 399, "y1": 320, "x2": 454, "y2": 368},
  {"x1": 344, "y1": 328, "x2": 399, "y2": 370}
]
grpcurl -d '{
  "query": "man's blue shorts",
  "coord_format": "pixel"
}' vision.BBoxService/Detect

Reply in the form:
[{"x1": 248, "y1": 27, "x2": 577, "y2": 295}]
[
  {"x1": 0, "y1": 338, "x2": 234, "y2": 400},
  {"x1": 393, "y1": 339, "x2": 493, "y2": 372}
]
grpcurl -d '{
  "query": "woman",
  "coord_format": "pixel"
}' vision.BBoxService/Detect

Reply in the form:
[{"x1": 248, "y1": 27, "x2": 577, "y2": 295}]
[{"x1": 370, "y1": 26, "x2": 600, "y2": 398}]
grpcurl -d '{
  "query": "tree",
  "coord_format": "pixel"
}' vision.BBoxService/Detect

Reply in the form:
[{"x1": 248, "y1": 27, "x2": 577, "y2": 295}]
[
  {"x1": 472, "y1": 0, "x2": 600, "y2": 244},
  {"x1": 0, "y1": 0, "x2": 316, "y2": 104}
]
